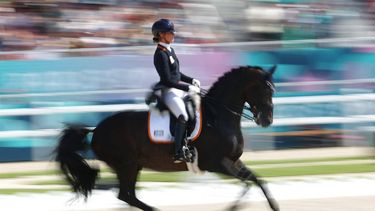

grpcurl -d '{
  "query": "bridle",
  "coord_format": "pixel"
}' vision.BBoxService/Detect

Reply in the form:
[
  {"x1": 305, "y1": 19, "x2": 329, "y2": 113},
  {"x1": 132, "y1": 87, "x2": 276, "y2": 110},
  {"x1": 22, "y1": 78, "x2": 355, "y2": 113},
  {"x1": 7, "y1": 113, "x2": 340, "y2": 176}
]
[{"x1": 199, "y1": 88, "x2": 256, "y2": 121}]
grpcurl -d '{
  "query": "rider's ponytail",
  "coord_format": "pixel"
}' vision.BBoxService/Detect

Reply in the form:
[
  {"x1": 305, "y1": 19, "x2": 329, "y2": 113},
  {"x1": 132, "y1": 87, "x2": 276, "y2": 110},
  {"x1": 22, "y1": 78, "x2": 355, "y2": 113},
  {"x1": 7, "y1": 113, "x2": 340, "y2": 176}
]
[{"x1": 153, "y1": 36, "x2": 160, "y2": 43}]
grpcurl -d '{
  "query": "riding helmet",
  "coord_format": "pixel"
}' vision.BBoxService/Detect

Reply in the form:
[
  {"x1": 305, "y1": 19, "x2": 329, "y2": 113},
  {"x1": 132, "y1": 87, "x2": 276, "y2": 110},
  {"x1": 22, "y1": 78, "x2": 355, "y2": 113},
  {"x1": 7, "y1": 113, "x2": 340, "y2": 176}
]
[{"x1": 151, "y1": 19, "x2": 175, "y2": 37}]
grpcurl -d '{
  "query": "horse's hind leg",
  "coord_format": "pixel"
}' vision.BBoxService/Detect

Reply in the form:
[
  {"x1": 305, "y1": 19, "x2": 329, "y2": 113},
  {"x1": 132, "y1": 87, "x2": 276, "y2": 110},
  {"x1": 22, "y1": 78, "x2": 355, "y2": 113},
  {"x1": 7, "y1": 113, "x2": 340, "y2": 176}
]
[{"x1": 115, "y1": 163, "x2": 154, "y2": 211}]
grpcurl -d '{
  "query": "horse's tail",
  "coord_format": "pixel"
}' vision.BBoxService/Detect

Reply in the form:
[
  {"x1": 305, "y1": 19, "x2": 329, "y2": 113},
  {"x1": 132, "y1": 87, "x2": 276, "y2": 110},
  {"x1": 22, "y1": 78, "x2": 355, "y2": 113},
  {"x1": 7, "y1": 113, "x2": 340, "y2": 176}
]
[{"x1": 54, "y1": 124, "x2": 99, "y2": 199}]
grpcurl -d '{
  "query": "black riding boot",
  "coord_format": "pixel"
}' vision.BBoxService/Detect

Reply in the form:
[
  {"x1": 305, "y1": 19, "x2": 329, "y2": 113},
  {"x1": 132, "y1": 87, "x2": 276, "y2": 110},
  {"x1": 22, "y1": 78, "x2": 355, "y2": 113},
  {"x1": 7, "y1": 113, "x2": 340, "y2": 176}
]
[{"x1": 173, "y1": 115, "x2": 187, "y2": 163}]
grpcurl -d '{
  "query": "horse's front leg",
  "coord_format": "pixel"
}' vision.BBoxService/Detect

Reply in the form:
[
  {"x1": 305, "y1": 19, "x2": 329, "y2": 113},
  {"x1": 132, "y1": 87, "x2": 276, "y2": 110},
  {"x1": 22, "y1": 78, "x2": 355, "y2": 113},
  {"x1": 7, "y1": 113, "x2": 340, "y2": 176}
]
[{"x1": 221, "y1": 157, "x2": 279, "y2": 211}]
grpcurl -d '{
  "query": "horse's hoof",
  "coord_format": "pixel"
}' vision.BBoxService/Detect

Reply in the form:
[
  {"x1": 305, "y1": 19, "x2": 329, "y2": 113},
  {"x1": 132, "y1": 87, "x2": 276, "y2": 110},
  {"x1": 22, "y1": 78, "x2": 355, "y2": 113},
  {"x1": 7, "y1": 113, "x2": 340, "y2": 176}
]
[
  {"x1": 273, "y1": 206, "x2": 280, "y2": 211},
  {"x1": 228, "y1": 204, "x2": 239, "y2": 211}
]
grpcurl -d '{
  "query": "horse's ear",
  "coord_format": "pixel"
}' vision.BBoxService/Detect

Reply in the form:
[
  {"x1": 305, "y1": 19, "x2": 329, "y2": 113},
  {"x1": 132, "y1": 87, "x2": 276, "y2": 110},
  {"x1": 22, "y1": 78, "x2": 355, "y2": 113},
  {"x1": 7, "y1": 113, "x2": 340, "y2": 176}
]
[
  {"x1": 264, "y1": 65, "x2": 277, "y2": 81},
  {"x1": 268, "y1": 65, "x2": 277, "y2": 75}
]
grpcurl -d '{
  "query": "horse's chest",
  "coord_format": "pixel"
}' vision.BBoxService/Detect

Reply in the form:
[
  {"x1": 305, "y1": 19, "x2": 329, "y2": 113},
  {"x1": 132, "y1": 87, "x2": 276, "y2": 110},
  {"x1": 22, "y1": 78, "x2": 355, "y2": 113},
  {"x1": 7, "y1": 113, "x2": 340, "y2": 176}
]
[
  {"x1": 217, "y1": 129, "x2": 244, "y2": 158},
  {"x1": 231, "y1": 134, "x2": 244, "y2": 153}
]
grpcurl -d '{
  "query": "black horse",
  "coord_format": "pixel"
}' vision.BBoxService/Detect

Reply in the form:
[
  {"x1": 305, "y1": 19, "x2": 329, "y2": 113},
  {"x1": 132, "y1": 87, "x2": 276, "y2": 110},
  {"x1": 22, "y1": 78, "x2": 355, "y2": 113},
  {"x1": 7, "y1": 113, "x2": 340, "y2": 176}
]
[{"x1": 55, "y1": 65, "x2": 279, "y2": 211}]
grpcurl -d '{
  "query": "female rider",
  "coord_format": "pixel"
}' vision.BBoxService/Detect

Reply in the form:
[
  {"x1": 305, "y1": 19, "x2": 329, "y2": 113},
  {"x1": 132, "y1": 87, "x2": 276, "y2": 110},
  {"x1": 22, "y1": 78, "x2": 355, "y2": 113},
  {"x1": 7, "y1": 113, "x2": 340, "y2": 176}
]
[{"x1": 151, "y1": 19, "x2": 200, "y2": 163}]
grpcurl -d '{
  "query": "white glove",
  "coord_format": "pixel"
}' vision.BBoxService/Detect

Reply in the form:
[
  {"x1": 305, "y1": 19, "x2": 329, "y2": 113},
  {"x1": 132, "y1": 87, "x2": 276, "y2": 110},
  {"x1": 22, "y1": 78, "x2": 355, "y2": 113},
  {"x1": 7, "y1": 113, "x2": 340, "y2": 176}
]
[
  {"x1": 188, "y1": 85, "x2": 200, "y2": 94},
  {"x1": 192, "y1": 79, "x2": 201, "y2": 88}
]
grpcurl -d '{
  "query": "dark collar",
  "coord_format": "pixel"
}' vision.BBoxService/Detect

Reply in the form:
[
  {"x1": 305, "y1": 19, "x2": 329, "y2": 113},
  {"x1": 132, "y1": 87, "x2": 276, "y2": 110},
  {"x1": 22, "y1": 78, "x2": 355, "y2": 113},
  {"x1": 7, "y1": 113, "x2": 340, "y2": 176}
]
[{"x1": 157, "y1": 44, "x2": 168, "y2": 52}]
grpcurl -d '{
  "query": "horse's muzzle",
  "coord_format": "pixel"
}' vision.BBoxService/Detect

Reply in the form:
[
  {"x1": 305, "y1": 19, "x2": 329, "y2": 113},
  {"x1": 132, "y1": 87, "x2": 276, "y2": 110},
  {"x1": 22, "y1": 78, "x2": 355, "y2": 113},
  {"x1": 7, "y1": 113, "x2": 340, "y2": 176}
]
[{"x1": 256, "y1": 112, "x2": 273, "y2": 127}]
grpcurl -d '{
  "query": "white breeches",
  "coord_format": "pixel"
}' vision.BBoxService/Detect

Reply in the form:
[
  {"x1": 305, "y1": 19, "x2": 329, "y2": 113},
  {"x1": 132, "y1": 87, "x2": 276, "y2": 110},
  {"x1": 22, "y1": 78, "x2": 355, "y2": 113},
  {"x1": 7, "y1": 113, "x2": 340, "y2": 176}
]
[{"x1": 163, "y1": 88, "x2": 189, "y2": 121}]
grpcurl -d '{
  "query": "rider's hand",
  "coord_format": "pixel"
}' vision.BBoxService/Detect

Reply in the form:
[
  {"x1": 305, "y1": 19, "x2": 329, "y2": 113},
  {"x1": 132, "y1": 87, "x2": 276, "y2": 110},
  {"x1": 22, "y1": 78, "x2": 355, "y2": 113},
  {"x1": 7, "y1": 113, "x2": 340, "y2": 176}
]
[
  {"x1": 192, "y1": 79, "x2": 201, "y2": 88},
  {"x1": 188, "y1": 85, "x2": 200, "y2": 94}
]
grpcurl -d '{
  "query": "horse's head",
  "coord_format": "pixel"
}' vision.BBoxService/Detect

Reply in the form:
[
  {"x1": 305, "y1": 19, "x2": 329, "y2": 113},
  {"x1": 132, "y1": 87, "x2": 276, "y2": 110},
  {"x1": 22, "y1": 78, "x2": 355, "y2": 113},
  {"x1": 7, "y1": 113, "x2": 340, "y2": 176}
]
[{"x1": 244, "y1": 66, "x2": 276, "y2": 127}]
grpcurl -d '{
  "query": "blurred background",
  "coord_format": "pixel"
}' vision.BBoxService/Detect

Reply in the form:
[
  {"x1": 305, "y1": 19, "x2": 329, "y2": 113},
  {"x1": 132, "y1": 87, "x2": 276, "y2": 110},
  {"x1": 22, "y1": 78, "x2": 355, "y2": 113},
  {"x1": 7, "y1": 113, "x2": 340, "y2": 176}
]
[
  {"x1": 0, "y1": 0, "x2": 374, "y2": 162},
  {"x1": 0, "y1": 1, "x2": 375, "y2": 211}
]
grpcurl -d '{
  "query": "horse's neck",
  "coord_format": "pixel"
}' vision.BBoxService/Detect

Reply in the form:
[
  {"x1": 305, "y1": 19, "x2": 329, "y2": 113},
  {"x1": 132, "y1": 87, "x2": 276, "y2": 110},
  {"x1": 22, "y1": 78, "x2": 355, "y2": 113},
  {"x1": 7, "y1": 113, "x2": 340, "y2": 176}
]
[
  {"x1": 210, "y1": 82, "x2": 245, "y2": 112},
  {"x1": 204, "y1": 86, "x2": 245, "y2": 127}
]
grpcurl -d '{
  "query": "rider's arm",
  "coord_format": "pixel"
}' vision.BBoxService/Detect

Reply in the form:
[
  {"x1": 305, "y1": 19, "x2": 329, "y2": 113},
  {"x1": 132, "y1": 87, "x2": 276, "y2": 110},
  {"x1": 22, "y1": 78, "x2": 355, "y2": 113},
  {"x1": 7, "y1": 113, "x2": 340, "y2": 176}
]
[
  {"x1": 154, "y1": 51, "x2": 189, "y2": 91},
  {"x1": 180, "y1": 73, "x2": 193, "y2": 84}
]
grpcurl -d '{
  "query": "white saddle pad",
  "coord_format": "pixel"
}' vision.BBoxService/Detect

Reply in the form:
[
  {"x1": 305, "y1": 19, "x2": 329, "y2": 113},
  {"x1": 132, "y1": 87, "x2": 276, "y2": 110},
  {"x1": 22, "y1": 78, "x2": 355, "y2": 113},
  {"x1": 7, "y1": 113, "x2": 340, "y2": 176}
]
[{"x1": 147, "y1": 107, "x2": 202, "y2": 144}]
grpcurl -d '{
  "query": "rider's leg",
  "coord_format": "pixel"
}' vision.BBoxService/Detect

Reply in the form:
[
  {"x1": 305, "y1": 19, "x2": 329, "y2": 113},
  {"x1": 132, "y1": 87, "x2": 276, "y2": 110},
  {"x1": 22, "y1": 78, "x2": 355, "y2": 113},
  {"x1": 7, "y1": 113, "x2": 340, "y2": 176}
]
[
  {"x1": 173, "y1": 115, "x2": 187, "y2": 162},
  {"x1": 163, "y1": 88, "x2": 189, "y2": 121},
  {"x1": 163, "y1": 88, "x2": 189, "y2": 162}
]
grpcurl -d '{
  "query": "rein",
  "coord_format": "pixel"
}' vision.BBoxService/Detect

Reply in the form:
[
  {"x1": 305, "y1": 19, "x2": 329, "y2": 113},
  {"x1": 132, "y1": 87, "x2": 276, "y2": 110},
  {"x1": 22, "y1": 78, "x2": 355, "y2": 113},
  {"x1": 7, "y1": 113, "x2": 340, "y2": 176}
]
[{"x1": 199, "y1": 88, "x2": 255, "y2": 121}]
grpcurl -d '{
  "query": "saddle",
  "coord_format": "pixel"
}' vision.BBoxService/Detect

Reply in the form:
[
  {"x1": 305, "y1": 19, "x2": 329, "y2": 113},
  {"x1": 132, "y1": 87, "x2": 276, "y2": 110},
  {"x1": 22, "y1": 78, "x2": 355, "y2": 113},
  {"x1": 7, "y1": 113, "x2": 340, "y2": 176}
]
[{"x1": 146, "y1": 86, "x2": 202, "y2": 144}]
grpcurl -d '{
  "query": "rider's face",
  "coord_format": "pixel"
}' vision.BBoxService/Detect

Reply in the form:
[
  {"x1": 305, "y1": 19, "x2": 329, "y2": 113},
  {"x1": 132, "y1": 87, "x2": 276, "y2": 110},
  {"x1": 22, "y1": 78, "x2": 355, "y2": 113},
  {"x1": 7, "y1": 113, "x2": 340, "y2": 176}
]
[{"x1": 160, "y1": 32, "x2": 175, "y2": 44}]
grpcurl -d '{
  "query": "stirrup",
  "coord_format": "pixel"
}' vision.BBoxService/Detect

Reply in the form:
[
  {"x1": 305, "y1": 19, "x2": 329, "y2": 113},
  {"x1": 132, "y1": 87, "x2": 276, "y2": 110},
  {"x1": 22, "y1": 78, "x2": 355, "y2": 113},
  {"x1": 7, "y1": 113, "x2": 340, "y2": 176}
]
[
  {"x1": 173, "y1": 150, "x2": 186, "y2": 163},
  {"x1": 173, "y1": 146, "x2": 195, "y2": 163},
  {"x1": 173, "y1": 155, "x2": 185, "y2": 163}
]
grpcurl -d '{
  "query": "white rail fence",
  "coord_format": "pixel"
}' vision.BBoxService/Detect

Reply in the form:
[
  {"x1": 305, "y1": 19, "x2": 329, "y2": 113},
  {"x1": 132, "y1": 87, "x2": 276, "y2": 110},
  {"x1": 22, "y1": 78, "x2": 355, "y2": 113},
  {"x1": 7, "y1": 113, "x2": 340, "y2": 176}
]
[{"x1": 1, "y1": 91, "x2": 375, "y2": 138}]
